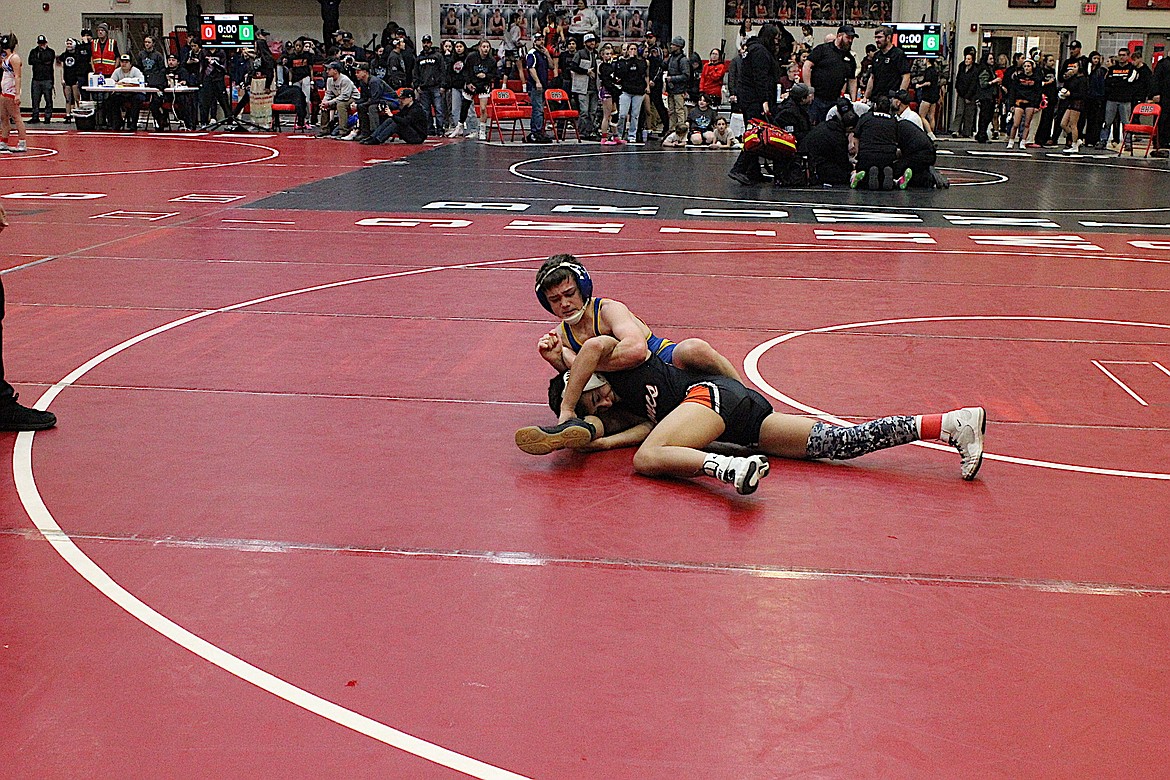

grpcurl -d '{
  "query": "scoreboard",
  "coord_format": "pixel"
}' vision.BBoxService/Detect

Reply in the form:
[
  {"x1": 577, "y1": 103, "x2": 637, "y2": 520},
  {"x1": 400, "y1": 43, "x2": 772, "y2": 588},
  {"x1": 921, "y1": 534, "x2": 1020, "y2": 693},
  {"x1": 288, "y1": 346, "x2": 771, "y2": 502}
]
[
  {"x1": 199, "y1": 14, "x2": 256, "y2": 47},
  {"x1": 892, "y1": 23, "x2": 942, "y2": 58}
]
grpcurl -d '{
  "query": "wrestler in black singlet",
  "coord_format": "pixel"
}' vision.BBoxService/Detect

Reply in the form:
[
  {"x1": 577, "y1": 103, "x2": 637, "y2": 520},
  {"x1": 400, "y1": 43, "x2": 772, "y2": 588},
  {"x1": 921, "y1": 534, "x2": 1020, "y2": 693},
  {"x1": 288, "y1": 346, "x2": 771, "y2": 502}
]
[{"x1": 602, "y1": 354, "x2": 775, "y2": 447}]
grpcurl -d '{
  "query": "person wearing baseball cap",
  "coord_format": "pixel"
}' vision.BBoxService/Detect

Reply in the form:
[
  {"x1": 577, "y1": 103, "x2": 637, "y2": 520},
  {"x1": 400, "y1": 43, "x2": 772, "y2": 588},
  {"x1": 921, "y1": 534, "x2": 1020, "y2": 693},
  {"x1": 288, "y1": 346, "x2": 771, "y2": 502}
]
[
  {"x1": 317, "y1": 60, "x2": 356, "y2": 137},
  {"x1": 28, "y1": 35, "x2": 56, "y2": 123},
  {"x1": 803, "y1": 23, "x2": 858, "y2": 124},
  {"x1": 107, "y1": 53, "x2": 145, "y2": 130},
  {"x1": 362, "y1": 86, "x2": 430, "y2": 145},
  {"x1": 663, "y1": 36, "x2": 689, "y2": 143}
]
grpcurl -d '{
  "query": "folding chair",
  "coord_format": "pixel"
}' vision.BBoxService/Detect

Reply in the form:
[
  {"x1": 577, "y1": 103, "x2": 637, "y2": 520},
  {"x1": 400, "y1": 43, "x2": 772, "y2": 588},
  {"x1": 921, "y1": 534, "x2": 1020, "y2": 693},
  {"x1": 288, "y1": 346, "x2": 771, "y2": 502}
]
[
  {"x1": 1120, "y1": 102, "x2": 1161, "y2": 157},
  {"x1": 487, "y1": 88, "x2": 529, "y2": 143},
  {"x1": 544, "y1": 88, "x2": 581, "y2": 142}
]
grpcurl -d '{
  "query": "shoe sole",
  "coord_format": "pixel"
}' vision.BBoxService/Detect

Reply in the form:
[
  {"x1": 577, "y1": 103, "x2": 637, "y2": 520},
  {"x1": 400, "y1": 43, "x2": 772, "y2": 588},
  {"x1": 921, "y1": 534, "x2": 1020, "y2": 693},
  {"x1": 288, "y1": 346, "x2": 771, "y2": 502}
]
[
  {"x1": 737, "y1": 458, "x2": 770, "y2": 495},
  {"x1": 515, "y1": 422, "x2": 593, "y2": 455},
  {"x1": 963, "y1": 407, "x2": 987, "y2": 481},
  {"x1": 0, "y1": 416, "x2": 57, "y2": 432}
]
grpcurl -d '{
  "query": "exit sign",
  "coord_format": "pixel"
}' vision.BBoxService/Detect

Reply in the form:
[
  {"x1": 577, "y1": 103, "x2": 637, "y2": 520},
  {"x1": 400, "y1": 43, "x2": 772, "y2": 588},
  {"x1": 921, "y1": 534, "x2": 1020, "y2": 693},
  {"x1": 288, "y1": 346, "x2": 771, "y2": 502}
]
[{"x1": 1082, "y1": 2, "x2": 1098, "y2": 13}]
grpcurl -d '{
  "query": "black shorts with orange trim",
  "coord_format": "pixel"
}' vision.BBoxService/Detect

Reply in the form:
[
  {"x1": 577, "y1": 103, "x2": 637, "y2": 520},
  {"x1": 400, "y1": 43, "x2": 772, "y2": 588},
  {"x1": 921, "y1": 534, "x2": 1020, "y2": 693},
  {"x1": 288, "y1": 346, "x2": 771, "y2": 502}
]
[{"x1": 681, "y1": 377, "x2": 774, "y2": 446}]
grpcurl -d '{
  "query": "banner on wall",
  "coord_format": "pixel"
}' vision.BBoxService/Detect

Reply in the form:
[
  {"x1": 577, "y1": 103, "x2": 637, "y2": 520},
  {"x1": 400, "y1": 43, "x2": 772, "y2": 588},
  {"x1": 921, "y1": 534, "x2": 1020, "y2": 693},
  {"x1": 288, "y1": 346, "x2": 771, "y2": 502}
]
[
  {"x1": 724, "y1": 0, "x2": 891, "y2": 27},
  {"x1": 440, "y1": 3, "x2": 651, "y2": 44}
]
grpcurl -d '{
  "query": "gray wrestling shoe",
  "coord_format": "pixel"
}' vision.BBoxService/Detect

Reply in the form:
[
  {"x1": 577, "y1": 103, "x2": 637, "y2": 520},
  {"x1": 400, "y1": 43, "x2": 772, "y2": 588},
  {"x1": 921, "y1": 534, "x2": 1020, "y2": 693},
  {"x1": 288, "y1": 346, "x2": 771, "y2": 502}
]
[
  {"x1": 943, "y1": 407, "x2": 986, "y2": 480},
  {"x1": 515, "y1": 418, "x2": 596, "y2": 455}
]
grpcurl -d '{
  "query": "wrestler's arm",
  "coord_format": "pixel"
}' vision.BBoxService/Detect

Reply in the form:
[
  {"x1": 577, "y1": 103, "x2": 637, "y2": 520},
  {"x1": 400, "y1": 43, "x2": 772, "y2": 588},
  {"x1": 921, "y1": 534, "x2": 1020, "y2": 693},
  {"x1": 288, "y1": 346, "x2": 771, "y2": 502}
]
[
  {"x1": 559, "y1": 335, "x2": 618, "y2": 422},
  {"x1": 596, "y1": 299, "x2": 651, "y2": 370},
  {"x1": 574, "y1": 417, "x2": 654, "y2": 451},
  {"x1": 537, "y1": 329, "x2": 571, "y2": 372}
]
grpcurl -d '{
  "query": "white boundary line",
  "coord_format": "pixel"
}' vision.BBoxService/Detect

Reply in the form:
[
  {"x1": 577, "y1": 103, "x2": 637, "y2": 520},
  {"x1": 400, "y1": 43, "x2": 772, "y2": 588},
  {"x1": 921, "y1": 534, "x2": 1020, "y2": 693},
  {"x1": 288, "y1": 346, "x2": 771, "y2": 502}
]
[
  {"x1": 744, "y1": 315, "x2": 1170, "y2": 480},
  {"x1": 13, "y1": 255, "x2": 561, "y2": 780},
  {"x1": 0, "y1": 147, "x2": 59, "y2": 160},
  {"x1": 1091, "y1": 360, "x2": 1149, "y2": 406},
  {"x1": 0, "y1": 136, "x2": 279, "y2": 180},
  {"x1": 12, "y1": 250, "x2": 1170, "y2": 776}
]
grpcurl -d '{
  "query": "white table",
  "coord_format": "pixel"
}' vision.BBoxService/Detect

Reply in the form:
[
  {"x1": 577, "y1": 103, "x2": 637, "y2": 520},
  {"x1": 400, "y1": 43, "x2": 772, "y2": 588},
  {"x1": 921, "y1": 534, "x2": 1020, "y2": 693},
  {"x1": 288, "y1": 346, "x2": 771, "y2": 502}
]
[{"x1": 82, "y1": 85, "x2": 200, "y2": 129}]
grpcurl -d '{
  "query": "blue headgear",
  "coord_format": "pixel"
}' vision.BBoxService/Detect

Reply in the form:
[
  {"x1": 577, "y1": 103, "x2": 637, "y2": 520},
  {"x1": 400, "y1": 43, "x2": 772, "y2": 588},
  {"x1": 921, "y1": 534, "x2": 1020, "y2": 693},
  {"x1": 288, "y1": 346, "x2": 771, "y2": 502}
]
[{"x1": 535, "y1": 260, "x2": 593, "y2": 314}]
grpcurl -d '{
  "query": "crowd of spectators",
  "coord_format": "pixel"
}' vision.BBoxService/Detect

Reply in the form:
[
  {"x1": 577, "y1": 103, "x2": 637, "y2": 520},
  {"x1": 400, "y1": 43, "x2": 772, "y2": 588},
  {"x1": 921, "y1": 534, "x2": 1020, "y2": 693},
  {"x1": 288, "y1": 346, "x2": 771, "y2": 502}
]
[
  {"x1": 7, "y1": 9, "x2": 1169, "y2": 159},
  {"x1": 950, "y1": 41, "x2": 1170, "y2": 155}
]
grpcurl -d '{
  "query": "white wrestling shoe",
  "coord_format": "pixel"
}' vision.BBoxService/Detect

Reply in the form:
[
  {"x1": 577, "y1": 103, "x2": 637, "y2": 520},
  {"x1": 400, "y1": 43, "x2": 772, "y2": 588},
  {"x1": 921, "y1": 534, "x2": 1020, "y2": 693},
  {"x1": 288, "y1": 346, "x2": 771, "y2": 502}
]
[
  {"x1": 714, "y1": 455, "x2": 770, "y2": 495},
  {"x1": 515, "y1": 418, "x2": 596, "y2": 455},
  {"x1": 943, "y1": 407, "x2": 986, "y2": 480}
]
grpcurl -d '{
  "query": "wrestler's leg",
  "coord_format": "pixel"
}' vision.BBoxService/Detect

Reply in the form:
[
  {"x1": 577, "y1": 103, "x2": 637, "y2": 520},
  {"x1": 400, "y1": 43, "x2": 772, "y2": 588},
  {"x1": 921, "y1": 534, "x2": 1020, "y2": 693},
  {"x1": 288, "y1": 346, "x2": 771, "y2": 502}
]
[
  {"x1": 763, "y1": 408, "x2": 986, "y2": 480},
  {"x1": 668, "y1": 338, "x2": 743, "y2": 381},
  {"x1": 634, "y1": 395, "x2": 769, "y2": 494},
  {"x1": 631, "y1": 402, "x2": 725, "y2": 478}
]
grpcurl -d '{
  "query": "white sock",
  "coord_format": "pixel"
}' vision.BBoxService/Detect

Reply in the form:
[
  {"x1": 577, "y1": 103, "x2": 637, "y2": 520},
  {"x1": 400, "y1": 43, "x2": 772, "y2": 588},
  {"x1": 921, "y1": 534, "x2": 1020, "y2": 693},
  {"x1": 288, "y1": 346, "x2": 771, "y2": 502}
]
[{"x1": 702, "y1": 453, "x2": 731, "y2": 479}]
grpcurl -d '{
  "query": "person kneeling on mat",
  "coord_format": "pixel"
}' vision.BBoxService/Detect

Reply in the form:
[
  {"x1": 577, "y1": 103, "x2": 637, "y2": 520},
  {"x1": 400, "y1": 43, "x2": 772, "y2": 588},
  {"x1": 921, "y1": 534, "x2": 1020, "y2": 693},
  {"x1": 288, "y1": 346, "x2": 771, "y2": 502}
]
[
  {"x1": 515, "y1": 335, "x2": 987, "y2": 494},
  {"x1": 894, "y1": 115, "x2": 949, "y2": 189},
  {"x1": 360, "y1": 88, "x2": 428, "y2": 145},
  {"x1": 850, "y1": 94, "x2": 899, "y2": 190},
  {"x1": 800, "y1": 96, "x2": 858, "y2": 186}
]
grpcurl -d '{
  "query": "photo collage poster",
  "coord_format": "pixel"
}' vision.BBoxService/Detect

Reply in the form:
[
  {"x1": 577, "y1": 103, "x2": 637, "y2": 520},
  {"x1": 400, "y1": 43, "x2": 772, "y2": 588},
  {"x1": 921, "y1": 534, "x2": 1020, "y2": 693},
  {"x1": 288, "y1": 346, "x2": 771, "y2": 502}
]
[
  {"x1": 440, "y1": 2, "x2": 652, "y2": 46},
  {"x1": 725, "y1": 0, "x2": 892, "y2": 27}
]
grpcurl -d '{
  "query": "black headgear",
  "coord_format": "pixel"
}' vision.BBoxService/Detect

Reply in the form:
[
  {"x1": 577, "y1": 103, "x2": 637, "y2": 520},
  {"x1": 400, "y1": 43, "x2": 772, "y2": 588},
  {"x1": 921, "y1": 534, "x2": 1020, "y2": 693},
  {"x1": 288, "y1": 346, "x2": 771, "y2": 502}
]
[{"x1": 534, "y1": 260, "x2": 593, "y2": 314}]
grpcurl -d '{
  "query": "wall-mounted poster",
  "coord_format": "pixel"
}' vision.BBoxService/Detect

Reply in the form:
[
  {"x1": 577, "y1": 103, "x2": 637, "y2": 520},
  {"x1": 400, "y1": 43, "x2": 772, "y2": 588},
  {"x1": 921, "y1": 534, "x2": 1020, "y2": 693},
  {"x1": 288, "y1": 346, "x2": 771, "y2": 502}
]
[
  {"x1": 440, "y1": 2, "x2": 652, "y2": 46},
  {"x1": 725, "y1": 0, "x2": 890, "y2": 27},
  {"x1": 1127, "y1": 0, "x2": 1170, "y2": 8}
]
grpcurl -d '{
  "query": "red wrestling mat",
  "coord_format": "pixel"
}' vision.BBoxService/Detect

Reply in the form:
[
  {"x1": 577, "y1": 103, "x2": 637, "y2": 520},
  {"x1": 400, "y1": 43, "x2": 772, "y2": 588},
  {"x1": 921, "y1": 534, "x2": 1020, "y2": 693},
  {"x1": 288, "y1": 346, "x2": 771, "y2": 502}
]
[{"x1": 2, "y1": 132, "x2": 1170, "y2": 779}]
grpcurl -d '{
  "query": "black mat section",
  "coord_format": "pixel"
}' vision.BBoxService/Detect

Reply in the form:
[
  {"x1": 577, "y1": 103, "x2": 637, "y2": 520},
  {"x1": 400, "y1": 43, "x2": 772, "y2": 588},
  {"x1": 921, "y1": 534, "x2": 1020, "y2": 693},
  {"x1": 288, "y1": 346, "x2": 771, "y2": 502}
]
[{"x1": 247, "y1": 140, "x2": 1170, "y2": 232}]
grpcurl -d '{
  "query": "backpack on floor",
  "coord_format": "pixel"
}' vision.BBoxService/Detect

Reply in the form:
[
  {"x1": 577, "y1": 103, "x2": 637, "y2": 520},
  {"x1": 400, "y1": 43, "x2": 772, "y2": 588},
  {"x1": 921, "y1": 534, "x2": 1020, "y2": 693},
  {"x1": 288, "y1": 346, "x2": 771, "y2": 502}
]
[{"x1": 742, "y1": 118, "x2": 797, "y2": 159}]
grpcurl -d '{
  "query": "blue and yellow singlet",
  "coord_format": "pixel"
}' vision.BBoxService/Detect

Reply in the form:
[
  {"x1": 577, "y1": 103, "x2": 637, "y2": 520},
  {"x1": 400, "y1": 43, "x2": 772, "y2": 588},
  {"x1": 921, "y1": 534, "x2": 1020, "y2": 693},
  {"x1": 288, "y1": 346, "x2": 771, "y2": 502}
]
[{"x1": 558, "y1": 298, "x2": 677, "y2": 363}]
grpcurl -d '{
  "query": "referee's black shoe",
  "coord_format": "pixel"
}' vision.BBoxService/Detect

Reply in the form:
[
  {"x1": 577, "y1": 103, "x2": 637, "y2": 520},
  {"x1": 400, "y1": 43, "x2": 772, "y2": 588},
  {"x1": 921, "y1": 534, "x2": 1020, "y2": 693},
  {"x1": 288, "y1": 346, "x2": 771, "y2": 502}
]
[{"x1": 0, "y1": 395, "x2": 57, "y2": 431}]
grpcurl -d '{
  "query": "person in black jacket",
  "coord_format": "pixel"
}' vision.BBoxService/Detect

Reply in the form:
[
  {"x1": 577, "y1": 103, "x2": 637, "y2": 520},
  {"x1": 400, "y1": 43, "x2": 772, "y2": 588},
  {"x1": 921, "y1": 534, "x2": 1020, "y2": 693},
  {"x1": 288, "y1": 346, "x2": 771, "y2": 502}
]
[
  {"x1": 1153, "y1": 53, "x2": 1170, "y2": 156},
  {"x1": 769, "y1": 82, "x2": 813, "y2": 185},
  {"x1": 413, "y1": 35, "x2": 447, "y2": 136},
  {"x1": 1097, "y1": 48, "x2": 1137, "y2": 148},
  {"x1": 28, "y1": 36, "x2": 56, "y2": 123},
  {"x1": 851, "y1": 95, "x2": 899, "y2": 189},
  {"x1": 1034, "y1": 54, "x2": 1060, "y2": 146},
  {"x1": 953, "y1": 50, "x2": 979, "y2": 138},
  {"x1": 138, "y1": 36, "x2": 170, "y2": 131},
  {"x1": 362, "y1": 87, "x2": 427, "y2": 144},
  {"x1": 728, "y1": 24, "x2": 781, "y2": 185},
  {"x1": 800, "y1": 97, "x2": 856, "y2": 186},
  {"x1": 1083, "y1": 51, "x2": 1107, "y2": 149},
  {"x1": 353, "y1": 62, "x2": 389, "y2": 139},
  {"x1": 893, "y1": 118, "x2": 942, "y2": 189},
  {"x1": 642, "y1": 32, "x2": 669, "y2": 137},
  {"x1": 973, "y1": 51, "x2": 1001, "y2": 143}
]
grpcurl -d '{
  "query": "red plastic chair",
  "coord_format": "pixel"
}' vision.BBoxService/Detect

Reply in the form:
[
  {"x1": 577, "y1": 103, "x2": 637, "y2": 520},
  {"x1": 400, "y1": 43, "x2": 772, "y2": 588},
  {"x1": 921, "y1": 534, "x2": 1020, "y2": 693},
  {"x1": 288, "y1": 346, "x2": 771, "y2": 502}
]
[
  {"x1": 270, "y1": 102, "x2": 301, "y2": 131},
  {"x1": 487, "y1": 88, "x2": 529, "y2": 143},
  {"x1": 544, "y1": 88, "x2": 580, "y2": 142},
  {"x1": 1120, "y1": 102, "x2": 1161, "y2": 157}
]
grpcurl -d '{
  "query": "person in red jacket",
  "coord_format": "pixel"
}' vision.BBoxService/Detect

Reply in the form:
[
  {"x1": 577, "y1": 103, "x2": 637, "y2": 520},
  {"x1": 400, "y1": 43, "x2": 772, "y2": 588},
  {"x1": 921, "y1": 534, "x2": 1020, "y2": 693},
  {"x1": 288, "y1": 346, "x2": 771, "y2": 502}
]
[{"x1": 698, "y1": 47, "x2": 728, "y2": 107}]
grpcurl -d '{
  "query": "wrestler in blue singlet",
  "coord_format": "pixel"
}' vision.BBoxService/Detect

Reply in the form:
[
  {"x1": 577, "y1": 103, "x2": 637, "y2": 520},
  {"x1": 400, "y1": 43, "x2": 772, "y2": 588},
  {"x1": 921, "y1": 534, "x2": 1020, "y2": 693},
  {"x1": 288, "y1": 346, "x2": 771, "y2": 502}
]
[{"x1": 557, "y1": 297, "x2": 678, "y2": 364}]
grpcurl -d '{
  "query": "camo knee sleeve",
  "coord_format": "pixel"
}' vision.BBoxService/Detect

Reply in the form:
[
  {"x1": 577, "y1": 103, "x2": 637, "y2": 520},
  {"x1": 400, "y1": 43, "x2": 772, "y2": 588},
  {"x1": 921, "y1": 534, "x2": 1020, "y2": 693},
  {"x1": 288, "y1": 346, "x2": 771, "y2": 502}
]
[{"x1": 805, "y1": 416, "x2": 920, "y2": 460}]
